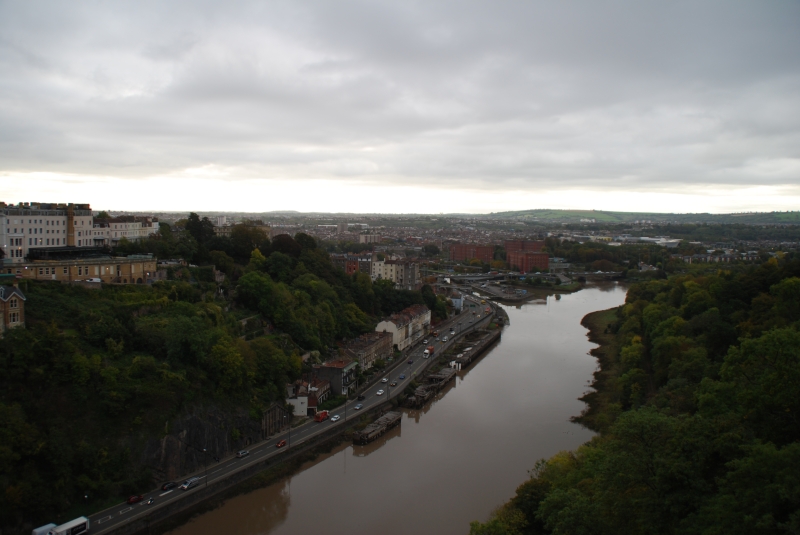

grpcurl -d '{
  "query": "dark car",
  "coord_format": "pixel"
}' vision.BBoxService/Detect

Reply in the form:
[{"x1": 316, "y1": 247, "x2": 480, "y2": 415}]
[
  {"x1": 399, "y1": 374, "x2": 406, "y2": 379},
  {"x1": 407, "y1": 359, "x2": 413, "y2": 364},
  {"x1": 276, "y1": 440, "x2": 287, "y2": 448},
  {"x1": 354, "y1": 404, "x2": 363, "y2": 410},
  {"x1": 390, "y1": 382, "x2": 398, "y2": 387},
  {"x1": 127, "y1": 495, "x2": 144, "y2": 504},
  {"x1": 357, "y1": 395, "x2": 366, "y2": 401},
  {"x1": 161, "y1": 482, "x2": 177, "y2": 491}
]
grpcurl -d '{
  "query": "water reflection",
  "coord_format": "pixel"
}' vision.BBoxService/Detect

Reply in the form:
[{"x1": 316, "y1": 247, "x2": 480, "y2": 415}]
[{"x1": 167, "y1": 284, "x2": 628, "y2": 535}]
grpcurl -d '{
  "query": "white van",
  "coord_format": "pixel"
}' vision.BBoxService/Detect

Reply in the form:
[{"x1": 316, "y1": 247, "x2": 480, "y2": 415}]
[
  {"x1": 46, "y1": 517, "x2": 89, "y2": 535},
  {"x1": 180, "y1": 477, "x2": 201, "y2": 490}
]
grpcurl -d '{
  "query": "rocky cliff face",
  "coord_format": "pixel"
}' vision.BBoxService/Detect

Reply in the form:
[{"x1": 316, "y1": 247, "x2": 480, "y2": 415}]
[{"x1": 140, "y1": 405, "x2": 266, "y2": 482}]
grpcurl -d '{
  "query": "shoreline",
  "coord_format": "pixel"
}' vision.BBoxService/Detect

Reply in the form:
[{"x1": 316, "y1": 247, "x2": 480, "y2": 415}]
[{"x1": 572, "y1": 305, "x2": 623, "y2": 432}]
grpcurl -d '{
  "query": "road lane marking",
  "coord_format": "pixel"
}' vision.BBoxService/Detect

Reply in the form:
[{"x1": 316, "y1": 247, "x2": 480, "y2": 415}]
[
  {"x1": 119, "y1": 507, "x2": 132, "y2": 514},
  {"x1": 97, "y1": 515, "x2": 113, "y2": 524},
  {"x1": 159, "y1": 490, "x2": 173, "y2": 496}
]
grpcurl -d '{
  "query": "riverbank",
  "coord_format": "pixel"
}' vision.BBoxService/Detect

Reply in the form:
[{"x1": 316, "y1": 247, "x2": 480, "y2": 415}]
[{"x1": 572, "y1": 306, "x2": 622, "y2": 432}]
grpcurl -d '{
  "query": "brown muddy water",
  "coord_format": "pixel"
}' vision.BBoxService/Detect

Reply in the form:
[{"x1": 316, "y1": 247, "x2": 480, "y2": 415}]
[{"x1": 168, "y1": 283, "x2": 628, "y2": 535}]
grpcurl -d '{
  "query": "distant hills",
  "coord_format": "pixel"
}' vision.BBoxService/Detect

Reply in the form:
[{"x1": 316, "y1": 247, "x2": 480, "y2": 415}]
[
  {"x1": 118, "y1": 208, "x2": 800, "y2": 225},
  {"x1": 485, "y1": 209, "x2": 800, "y2": 225}
]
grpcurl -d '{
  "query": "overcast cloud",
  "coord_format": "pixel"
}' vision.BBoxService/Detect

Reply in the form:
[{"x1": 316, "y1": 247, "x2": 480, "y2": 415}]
[{"x1": 1, "y1": 1, "x2": 799, "y2": 213}]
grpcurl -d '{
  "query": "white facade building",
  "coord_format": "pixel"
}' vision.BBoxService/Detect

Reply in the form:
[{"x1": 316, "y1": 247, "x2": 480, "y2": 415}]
[{"x1": 1, "y1": 202, "x2": 94, "y2": 264}]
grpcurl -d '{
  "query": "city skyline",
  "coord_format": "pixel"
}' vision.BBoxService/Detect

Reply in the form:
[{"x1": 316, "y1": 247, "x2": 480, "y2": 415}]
[{"x1": 2, "y1": 1, "x2": 799, "y2": 213}]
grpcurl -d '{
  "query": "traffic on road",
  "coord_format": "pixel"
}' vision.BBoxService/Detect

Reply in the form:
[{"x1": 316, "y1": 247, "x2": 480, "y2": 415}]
[{"x1": 87, "y1": 296, "x2": 495, "y2": 535}]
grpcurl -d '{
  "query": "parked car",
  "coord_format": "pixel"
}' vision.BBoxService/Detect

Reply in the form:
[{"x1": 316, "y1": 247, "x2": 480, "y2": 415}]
[
  {"x1": 381, "y1": 377, "x2": 388, "y2": 383},
  {"x1": 276, "y1": 440, "x2": 287, "y2": 448},
  {"x1": 161, "y1": 482, "x2": 177, "y2": 491},
  {"x1": 354, "y1": 404, "x2": 363, "y2": 410},
  {"x1": 127, "y1": 495, "x2": 144, "y2": 504},
  {"x1": 330, "y1": 414, "x2": 341, "y2": 422},
  {"x1": 236, "y1": 450, "x2": 249, "y2": 458}
]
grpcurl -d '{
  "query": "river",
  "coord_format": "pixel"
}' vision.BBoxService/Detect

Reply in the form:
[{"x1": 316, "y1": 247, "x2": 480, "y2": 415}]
[{"x1": 168, "y1": 283, "x2": 628, "y2": 535}]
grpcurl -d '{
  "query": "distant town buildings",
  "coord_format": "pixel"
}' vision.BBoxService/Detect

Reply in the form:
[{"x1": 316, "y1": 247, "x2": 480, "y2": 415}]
[
  {"x1": 504, "y1": 239, "x2": 545, "y2": 253},
  {"x1": 91, "y1": 216, "x2": 159, "y2": 247},
  {"x1": 359, "y1": 234, "x2": 381, "y2": 244},
  {"x1": 449, "y1": 244, "x2": 494, "y2": 263}
]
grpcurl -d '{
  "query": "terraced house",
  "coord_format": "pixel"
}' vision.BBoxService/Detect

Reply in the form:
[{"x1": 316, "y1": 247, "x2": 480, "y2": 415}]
[{"x1": 375, "y1": 304, "x2": 431, "y2": 351}]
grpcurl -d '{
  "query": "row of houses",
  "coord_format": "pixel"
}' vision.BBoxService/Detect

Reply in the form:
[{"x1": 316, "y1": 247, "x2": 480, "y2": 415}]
[
  {"x1": 1, "y1": 202, "x2": 159, "y2": 265},
  {"x1": 286, "y1": 304, "x2": 431, "y2": 416}
]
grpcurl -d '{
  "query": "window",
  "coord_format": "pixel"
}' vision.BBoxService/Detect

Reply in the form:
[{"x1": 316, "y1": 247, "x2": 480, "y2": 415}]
[
  {"x1": 63, "y1": 267, "x2": 67, "y2": 274},
  {"x1": 10, "y1": 298, "x2": 18, "y2": 309},
  {"x1": 38, "y1": 268, "x2": 43, "y2": 275},
  {"x1": 10, "y1": 312, "x2": 20, "y2": 324}
]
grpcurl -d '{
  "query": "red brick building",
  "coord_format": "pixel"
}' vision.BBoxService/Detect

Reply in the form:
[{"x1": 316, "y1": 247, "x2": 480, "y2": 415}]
[
  {"x1": 449, "y1": 244, "x2": 494, "y2": 263},
  {"x1": 507, "y1": 251, "x2": 549, "y2": 273},
  {"x1": 505, "y1": 239, "x2": 545, "y2": 253}
]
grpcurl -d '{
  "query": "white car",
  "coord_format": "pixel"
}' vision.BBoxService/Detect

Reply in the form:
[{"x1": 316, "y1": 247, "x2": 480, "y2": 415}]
[
  {"x1": 443, "y1": 336, "x2": 448, "y2": 342},
  {"x1": 423, "y1": 339, "x2": 428, "y2": 344},
  {"x1": 330, "y1": 415, "x2": 341, "y2": 422},
  {"x1": 376, "y1": 389, "x2": 385, "y2": 396},
  {"x1": 381, "y1": 378, "x2": 389, "y2": 383}
]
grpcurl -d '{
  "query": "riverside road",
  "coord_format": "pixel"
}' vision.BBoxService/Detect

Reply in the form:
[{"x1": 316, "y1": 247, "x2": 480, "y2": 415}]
[{"x1": 88, "y1": 297, "x2": 495, "y2": 535}]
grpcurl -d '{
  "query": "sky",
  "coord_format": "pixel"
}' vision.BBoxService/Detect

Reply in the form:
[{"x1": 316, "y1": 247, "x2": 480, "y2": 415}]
[{"x1": 1, "y1": 1, "x2": 799, "y2": 214}]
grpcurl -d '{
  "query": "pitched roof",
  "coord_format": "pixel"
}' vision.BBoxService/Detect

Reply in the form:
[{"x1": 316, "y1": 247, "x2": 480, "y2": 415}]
[{"x1": 0, "y1": 285, "x2": 25, "y2": 302}]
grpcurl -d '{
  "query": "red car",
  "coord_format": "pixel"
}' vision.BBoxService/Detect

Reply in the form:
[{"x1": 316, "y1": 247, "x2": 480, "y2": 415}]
[
  {"x1": 127, "y1": 495, "x2": 144, "y2": 504},
  {"x1": 276, "y1": 439, "x2": 287, "y2": 448}
]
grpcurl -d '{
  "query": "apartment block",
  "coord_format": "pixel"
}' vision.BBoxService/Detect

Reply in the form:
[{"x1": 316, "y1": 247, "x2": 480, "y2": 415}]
[
  {"x1": 507, "y1": 251, "x2": 549, "y2": 272},
  {"x1": 371, "y1": 258, "x2": 420, "y2": 290},
  {"x1": 449, "y1": 243, "x2": 494, "y2": 263},
  {"x1": 1, "y1": 202, "x2": 94, "y2": 264},
  {"x1": 358, "y1": 234, "x2": 381, "y2": 244},
  {"x1": 505, "y1": 239, "x2": 545, "y2": 253}
]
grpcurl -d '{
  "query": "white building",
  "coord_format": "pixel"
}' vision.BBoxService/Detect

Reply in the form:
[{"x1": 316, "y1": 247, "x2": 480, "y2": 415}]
[
  {"x1": 371, "y1": 258, "x2": 420, "y2": 290},
  {"x1": 91, "y1": 216, "x2": 159, "y2": 247},
  {"x1": 375, "y1": 304, "x2": 431, "y2": 351},
  {"x1": 1, "y1": 202, "x2": 94, "y2": 265}
]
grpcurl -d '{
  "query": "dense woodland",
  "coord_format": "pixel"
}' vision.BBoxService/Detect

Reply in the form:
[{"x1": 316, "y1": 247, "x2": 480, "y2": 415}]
[
  {"x1": 0, "y1": 224, "x2": 445, "y2": 531},
  {"x1": 470, "y1": 255, "x2": 800, "y2": 534}
]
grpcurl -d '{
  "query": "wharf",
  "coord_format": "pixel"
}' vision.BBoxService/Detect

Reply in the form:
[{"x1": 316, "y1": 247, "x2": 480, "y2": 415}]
[{"x1": 352, "y1": 411, "x2": 403, "y2": 445}]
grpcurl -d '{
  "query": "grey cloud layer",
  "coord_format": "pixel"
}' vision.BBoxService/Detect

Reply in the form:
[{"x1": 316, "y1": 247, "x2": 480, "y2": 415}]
[{"x1": 1, "y1": 0, "x2": 799, "y2": 191}]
